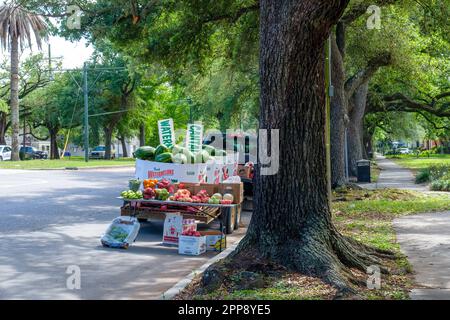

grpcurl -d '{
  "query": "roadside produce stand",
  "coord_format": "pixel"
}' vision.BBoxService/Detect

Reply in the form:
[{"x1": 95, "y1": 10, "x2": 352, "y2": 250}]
[{"x1": 107, "y1": 118, "x2": 245, "y2": 255}]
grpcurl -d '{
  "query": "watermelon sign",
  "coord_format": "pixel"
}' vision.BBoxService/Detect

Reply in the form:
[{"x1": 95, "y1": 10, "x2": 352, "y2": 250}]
[
  {"x1": 158, "y1": 118, "x2": 175, "y2": 148},
  {"x1": 186, "y1": 123, "x2": 203, "y2": 153}
]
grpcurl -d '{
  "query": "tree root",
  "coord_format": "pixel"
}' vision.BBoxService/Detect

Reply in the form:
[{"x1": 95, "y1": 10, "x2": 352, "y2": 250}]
[{"x1": 200, "y1": 223, "x2": 395, "y2": 298}]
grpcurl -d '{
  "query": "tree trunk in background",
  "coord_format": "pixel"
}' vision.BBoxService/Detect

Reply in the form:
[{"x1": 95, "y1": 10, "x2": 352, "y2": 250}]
[
  {"x1": 10, "y1": 35, "x2": 20, "y2": 161},
  {"x1": 0, "y1": 112, "x2": 6, "y2": 145},
  {"x1": 330, "y1": 37, "x2": 348, "y2": 188},
  {"x1": 139, "y1": 124, "x2": 146, "y2": 146},
  {"x1": 120, "y1": 135, "x2": 128, "y2": 158},
  {"x1": 347, "y1": 83, "x2": 369, "y2": 176},
  {"x1": 49, "y1": 128, "x2": 60, "y2": 160},
  {"x1": 104, "y1": 127, "x2": 113, "y2": 160},
  {"x1": 92, "y1": 125, "x2": 100, "y2": 147}
]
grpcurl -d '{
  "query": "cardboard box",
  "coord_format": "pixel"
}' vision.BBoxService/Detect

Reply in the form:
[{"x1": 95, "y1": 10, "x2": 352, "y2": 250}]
[
  {"x1": 135, "y1": 159, "x2": 209, "y2": 184},
  {"x1": 162, "y1": 213, "x2": 183, "y2": 245},
  {"x1": 178, "y1": 235, "x2": 207, "y2": 255},
  {"x1": 238, "y1": 165, "x2": 252, "y2": 178},
  {"x1": 200, "y1": 231, "x2": 226, "y2": 251},
  {"x1": 219, "y1": 182, "x2": 244, "y2": 204}
]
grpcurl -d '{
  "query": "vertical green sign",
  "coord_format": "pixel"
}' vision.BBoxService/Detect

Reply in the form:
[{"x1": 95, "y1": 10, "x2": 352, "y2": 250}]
[
  {"x1": 158, "y1": 118, "x2": 175, "y2": 148},
  {"x1": 187, "y1": 123, "x2": 203, "y2": 153}
]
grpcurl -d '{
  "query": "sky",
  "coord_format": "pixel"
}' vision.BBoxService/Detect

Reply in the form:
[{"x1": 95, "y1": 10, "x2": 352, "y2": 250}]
[{"x1": 22, "y1": 36, "x2": 94, "y2": 70}]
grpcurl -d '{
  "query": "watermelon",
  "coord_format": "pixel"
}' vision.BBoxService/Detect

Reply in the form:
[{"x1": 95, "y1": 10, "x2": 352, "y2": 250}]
[
  {"x1": 155, "y1": 152, "x2": 173, "y2": 163},
  {"x1": 195, "y1": 150, "x2": 210, "y2": 163},
  {"x1": 215, "y1": 149, "x2": 227, "y2": 157},
  {"x1": 172, "y1": 153, "x2": 188, "y2": 164},
  {"x1": 155, "y1": 145, "x2": 170, "y2": 157},
  {"x1": 182, "y1": 150, "x2": 195, "y2": 164},
  {"x1": 171, "y1": 144, "x2": 184, "y2": 155},
  {"x1": 202, "y1": 145, "x2": 216, "y2": 156},
  {"x1": 134, "y1": 146, "x2": 155, "y2": 160}
]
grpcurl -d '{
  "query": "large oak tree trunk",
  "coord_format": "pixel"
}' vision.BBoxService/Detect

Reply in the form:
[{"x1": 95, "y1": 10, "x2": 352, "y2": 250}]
[
  {"x1": 330, "y1": 37, "x2": 348, "y2": 188},
  {"x1": 10, "y1": 35, "x2": 20, "y2": 161},
  {"x1": 204, "y1": 0, "x2": 394, "y2": 294},
  {"x1": 347, "y1": 83, "x2": 369, "y2": 176}
]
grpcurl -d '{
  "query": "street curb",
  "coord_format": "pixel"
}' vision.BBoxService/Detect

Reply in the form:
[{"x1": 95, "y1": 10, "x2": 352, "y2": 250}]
[{"x1": 160, "y1": 239, "x2": 242, "y2": 300}]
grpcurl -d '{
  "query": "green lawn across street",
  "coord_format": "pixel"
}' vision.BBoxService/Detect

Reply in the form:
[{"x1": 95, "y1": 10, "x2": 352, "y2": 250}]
[
  {"x1": 0, "y1": 156, "x2": 136, "y2": 169},
  {"x1": 387, "y1": 154, "x2": 450, "y2": 171}
]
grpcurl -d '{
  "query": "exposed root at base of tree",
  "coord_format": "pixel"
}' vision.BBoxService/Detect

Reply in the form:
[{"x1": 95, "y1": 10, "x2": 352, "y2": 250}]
[{"x1": 195, "y1": 228, "x2": 399, "y2": 299}]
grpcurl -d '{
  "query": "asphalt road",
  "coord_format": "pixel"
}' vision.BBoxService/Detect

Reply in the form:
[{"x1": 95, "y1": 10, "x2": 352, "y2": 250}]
[{"x1": 0, "y1": 168, "x2": 249, "y2": 299}]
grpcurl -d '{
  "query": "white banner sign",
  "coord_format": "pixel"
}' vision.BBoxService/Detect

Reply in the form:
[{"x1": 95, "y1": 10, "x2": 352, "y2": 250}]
[
  {"x1": 186, "y1": 123, "x2": 203, "y2": 153},
  {"x1": 158, "y1": 118, "x2": 175, "y2": 148}
]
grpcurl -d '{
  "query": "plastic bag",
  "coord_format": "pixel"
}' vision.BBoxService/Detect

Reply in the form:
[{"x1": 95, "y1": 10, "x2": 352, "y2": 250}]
[{"x1": 101, "y1": 216, "x2": 140, "y2": 249}]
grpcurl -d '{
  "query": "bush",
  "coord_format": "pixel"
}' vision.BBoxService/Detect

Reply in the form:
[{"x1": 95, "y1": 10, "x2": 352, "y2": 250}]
[
  {"x1": 416, "y1": 168, "x2": 430, "y2": 184},
  {"x1": 429, "y1": 165, "x2": 450, "y2": 181},
  {"x1": 431, "y1": 180, "x2": 450, "y2": 192}
]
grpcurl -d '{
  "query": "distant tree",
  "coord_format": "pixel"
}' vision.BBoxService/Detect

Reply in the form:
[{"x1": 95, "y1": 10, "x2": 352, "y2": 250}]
[{"x1": 0, "y1": 3, "x2": 47, "y2": 160}]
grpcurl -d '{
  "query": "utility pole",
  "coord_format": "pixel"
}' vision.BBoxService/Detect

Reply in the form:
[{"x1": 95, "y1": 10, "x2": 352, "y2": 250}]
[
  {"x1": 325, "y1": 36, "x2": 334, "y2": 207},
  {"x1": 83, "y1": 62, "x2": 89, "y2": 162}
]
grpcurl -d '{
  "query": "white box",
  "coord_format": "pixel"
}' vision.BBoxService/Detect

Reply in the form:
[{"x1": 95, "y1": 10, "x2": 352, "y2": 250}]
[
  {"x1": 162, "y1": 213, "x2": 183, "y2": 245},
  {"x1": 135, "y1": 159, "x2": 209, "y2": 184},
  {"x1": 178, "y1": 235, "x2": 207, "y2": 256}
]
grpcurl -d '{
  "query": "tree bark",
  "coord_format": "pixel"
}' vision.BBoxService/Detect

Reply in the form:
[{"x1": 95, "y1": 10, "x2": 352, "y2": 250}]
[
  {"x1": 10, "y1": 35, "x2": 20, "y2": 161},
  {"x1": 347, "y1": 83, "x2": 369, "y2": 176},
  {"x1": 330, "y1": 35, "x2": 348, "y2": 188},
  {"x1": 104, "y1": 126, "x2": 113, "y2": 160},
  {"x1": 120, "y1": 135, "x2": 128, "y2": 158},
  {"x1": 49, "y1": 128, "x2": 60, "y2": 160},
  {"x1": 0, "y1": 112, "x2": 6, "y2": 145},
  {"x1": 139, "y1": 124, "x2": 146, "y2": 146},
  {"x1": 210, "y1": 0, "x2": 395, "y2": 294}
]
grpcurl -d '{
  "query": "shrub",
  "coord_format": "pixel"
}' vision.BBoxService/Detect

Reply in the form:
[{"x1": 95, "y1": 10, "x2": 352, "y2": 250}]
[
  {"x1": 429, "y1": 165, "x2": 450, "y2": 181},
  {"x1": 430, "y1": 180, "x2": 450, "y2": 192},
  {"x1": 416, "y1": 168, "x2": 430, "y2": 184}
]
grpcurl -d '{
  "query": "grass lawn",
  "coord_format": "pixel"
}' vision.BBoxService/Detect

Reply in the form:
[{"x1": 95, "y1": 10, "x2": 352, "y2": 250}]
[
  {"x1": 0, "y1": 156, "x2": 136, "y2": 169},
  {"x1": 387, "y1": 154, "x2": 450, "y2": 171},
  {"x1": 177, "y1": 188, "x2": 450, "y2": 300}
]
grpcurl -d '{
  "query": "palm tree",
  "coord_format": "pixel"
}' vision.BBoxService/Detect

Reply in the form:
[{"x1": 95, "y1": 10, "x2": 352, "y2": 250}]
[{"x1": 0, "y1": 3, "x2": 47, "y2": 161}]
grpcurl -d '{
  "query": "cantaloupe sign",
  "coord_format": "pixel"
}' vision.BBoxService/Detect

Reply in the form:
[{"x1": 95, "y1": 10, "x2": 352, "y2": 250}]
[{"x1": 186, "y1": 123, "x2": 203, "y2": 153}]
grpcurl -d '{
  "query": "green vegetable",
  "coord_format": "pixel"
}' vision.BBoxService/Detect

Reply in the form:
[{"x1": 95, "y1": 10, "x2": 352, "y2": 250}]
[
  {"x1": 172, "y1": 153, "x2": 188, "y2": 164},
  {"x1": 155, "y1": 152, "x2": 173, "y2": 163},
  {"x1": 202, "y1": 145, "x2": 216, "y2": 156},
  {"x1": 134, "y1": 146, "x2": 155, "y2": 160},
  {"x1": 155, "y1": 188, "x2": 170, "y2": 200},
  {"x1": 215, "y1": 149, "x2": 227, "y2": 157},
  {"x1": 195, "y1": 150, "x2": 210, "y2": 163},
  {"x1": 155, "y1": 145, "x2": 170, "y2": 157}
]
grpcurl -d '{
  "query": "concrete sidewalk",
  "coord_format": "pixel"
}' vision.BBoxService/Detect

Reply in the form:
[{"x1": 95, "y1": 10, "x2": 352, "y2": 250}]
[
  {"x1": 394, "y1": 212, "x2": 450, "y2": 300},
  {"x1": 360, "y1": 155, "x2": 429, "y2": 191}
]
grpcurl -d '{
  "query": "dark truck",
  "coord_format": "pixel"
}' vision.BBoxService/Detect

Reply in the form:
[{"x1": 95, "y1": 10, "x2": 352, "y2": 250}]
[{"x1": 203, "y1": 132, "x2": 256, "y2": 205}]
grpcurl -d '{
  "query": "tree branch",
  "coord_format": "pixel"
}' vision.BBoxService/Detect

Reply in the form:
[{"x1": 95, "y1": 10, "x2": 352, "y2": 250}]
[{"x1": 345, "y1": 52, "x2": 392, "y2": 98}]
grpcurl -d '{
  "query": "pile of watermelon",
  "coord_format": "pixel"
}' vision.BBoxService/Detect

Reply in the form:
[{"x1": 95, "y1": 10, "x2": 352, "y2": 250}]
[{"x1": 133, "y1": 144, "x2": 227, "y2": 164}]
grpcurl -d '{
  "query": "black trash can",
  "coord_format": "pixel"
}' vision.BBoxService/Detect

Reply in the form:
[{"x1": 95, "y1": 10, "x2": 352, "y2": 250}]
[{"x1": 357, "y1": 159, "x2": 371, "y2": 183}]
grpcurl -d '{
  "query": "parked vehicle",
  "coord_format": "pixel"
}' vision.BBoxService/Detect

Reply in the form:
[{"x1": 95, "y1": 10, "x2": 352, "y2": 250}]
[
  {"x1": 90, "y1": 145, "x2": 116, "y2": 159},
  {"x1": 19, "y1": 146, "x2": 48, "y2": 160},
  {"x1": 0, "y1": 145, "x2": 12, "y2": 161},
  {"x1": 398, "y1": 147, "x2": 412, "y2": 154}
]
